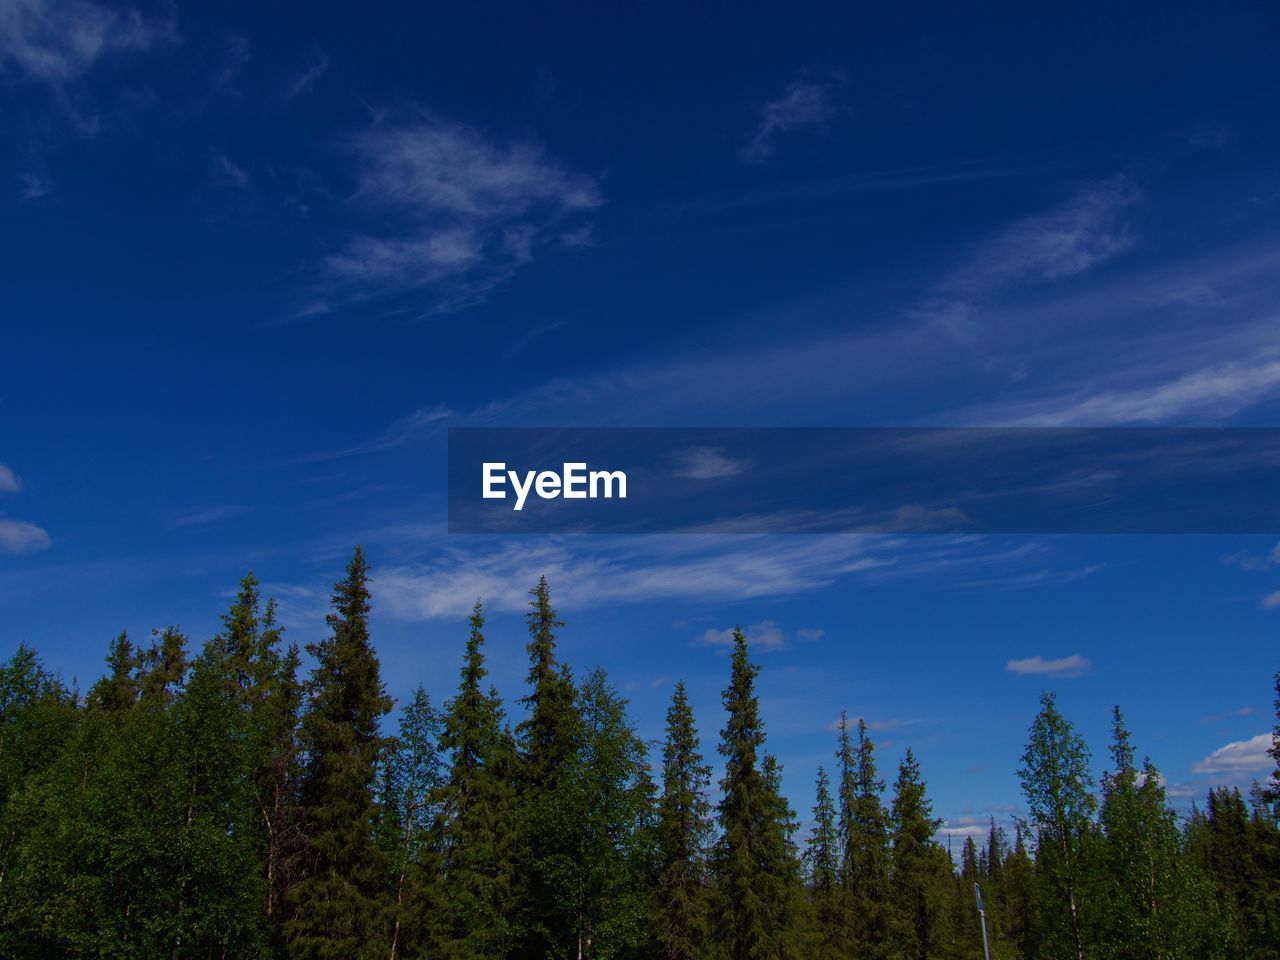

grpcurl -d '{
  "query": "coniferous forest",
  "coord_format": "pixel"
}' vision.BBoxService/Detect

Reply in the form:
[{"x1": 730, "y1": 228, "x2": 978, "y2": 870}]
[{"x1": 1, "y1": 547, "x2": 1277, "y2": 960}]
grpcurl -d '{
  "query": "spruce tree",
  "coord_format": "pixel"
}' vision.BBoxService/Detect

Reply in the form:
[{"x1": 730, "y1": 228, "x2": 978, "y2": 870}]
[
  {"x1": 217, "y1": 573, "x2": 305, "y2": 943},
  {"x1": 888, "y1": 747, "x2": 952, "y2": 960},
  {"x1": 805, "y1": 765, "x2": 843, "y2": 957},
  {"x1": 712, "y1": 627, "x2": 800, "y2": 960},
  {"x1": 436, "y1": 600, "x2": 516, "y2": 959},
  {"x1": 513, "y1": 576, "x2": 582, "y2": 960},
  {"x1": 1002, "y1": 823, "x2": 1039, "y2": 960},
  {"x1": 1266, "y1": 670, "x2": 1280, "y2": 817},
  {"x1": 839, "y1": 713, "x2": 892, "y2": 959},
  {"x1": 653, "y1": 680, "x2": 712, "y2": 960},
  {"x1": 1017, "y1": 691, "x2": 1094, "y2": 960},
  {"x1": 288, "y1": 547, "x2": 393, "y2": 960}
]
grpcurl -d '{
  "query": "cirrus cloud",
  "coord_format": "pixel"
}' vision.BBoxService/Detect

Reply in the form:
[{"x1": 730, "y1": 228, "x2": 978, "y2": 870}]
[{"x1": 318, "y1": 112, "x2": 602, "y2": 316}]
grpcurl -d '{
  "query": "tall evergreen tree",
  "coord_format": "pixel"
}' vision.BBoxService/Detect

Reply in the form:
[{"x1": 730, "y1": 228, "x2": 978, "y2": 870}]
[
  {"x1": 653, "y1": 680, "x2": 712, "y2": 960},
  {"x1": 513, "y1": 576, "x2": 583, "y2": 960},
  {"x1": 805, "y1": 765, "x2": 844, "y2": 957},
  {"x1": 1186, "y1": 786, "x2": 1279, "y2": 958},
  {"x1": 436, "y1": 600, "x2": 517, "y2": 960},
  {"x1": 1265, "y1": 670, "x2": 1280, "y2": 818},
  {"x1": 218, "y1": 574, "x2": 305, "y2": 942},
  {"x1": 888, "y1": 748, "x2": 952, "y2": 960},
  {"x1": 839, "y1": 713, "x2": 892, "y2": 959},
  {"x1": 287, "y1": 547, "x2": 393, "y2": 960},
  {"x1": 712, "y1": 627, "x2": 801, "y2": 960},
  {"x1": 1002, "y1": 823, "x2": 1039, "y2": 960},
  {"x1": 1017, "y1": 691, "x2": 1095, "y2": 960}
]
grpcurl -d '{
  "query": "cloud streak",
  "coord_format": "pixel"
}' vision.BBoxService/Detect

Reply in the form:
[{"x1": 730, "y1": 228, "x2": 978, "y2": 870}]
[
  {"x1": 742, "y1": 72, "x2": 847, "y2": 163},
  {"x1": 0, "y1": 0, "x2": 175, "y2": 86},
  {"x1": 320, "y1": 113, "x2": 602, "y2": 315},
  {"x1": 374, "y1": 536, "x2": 888, "y2": 621}
]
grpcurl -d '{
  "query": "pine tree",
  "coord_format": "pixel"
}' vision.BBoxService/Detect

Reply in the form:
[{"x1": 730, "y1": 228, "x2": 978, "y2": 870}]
[
  {"x1": 1187, "y1": 786, "x2": 1279, "y2": 958},
  {"x1": 1017, "y1": 691, "x2": 1095, "y2": 960},
  {"x1": 888, "y1": 747, "x2": 951, "y2": 960},
  {"x1": 839, "y1": 713, "x2": 892, "y2": 959},
  {"x1": 88, "y1": 631, "x2": 140, "y2": 711},
  {"x1": 807, "y1": 766, "x2": 840, "y2": 893},
  {"x1": 1265, "y1": 670, "x2": 1280, "y2": 818},
  {"x1": 436, "y1": 600, "x2": 517, "y2": 959},
  {"x1": 217, "y1": 573, "x2": 305, "y2": 944},
  {"x1": 288, "y1": 547, "x2": 393, "y2": 960},
  {"x1": 805, "y1": 765, "x2": 844, "y2": 957},
  {"x1": 1002, "y1": 823, "x2": 1039, "y2": 960},
  {"x1": 653, "y1": 680, "x2": 712, "y2": 960},
  {"x1": 513, "y1": 576, "x2": 583, "y2": 960},
  {"x1": 712, "y1": 627, "x2": 801, "y2": 960}
]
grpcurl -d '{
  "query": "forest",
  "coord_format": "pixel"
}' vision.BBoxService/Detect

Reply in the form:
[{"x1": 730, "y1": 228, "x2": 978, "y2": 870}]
[{"x1": 0, "y1": 546, "x2": 1277, "y2": 960}]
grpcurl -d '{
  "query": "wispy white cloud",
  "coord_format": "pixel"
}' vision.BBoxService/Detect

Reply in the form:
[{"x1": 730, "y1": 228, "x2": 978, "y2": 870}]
[
  {"x1": 672, "y1": 446, "x2": 748, "y2": 480},
  {"x1": 742, "y1": 72, "x2": 848, "y2": 163},
  {"x1": 17, "y1": 169, "x2": 54, "y2": 200},
  {"x1": 283, "y1": 45, "x2": 328, "y2": 102},
  {"x1": 211, "y1": 149, "x2": 250, "y2": 190},
  {"x1": 1200, "y1": 706, "x2": 1257, "y2": 725},
  {"x1": 375, "y1": 536, "x2": 887, "y2": 621},
  {"x1": 0, "y1": 518, "x2": 51, "y2": 553},
  {"x1": 1008, "y1": 355, "x2": 1280, "y2": 426},
  {"x1": 165, "y1": 503, "x2": 249, "y2": 529},
  {"x1": 0, "y1": 0, "x2": 176, "y2": 86},
  {"x1": 0, "y1": 464, "x2": 22, "y2": 494},
  {"x1": 319, "y1": 112, "x2": 602, "y2": 315},
  {"x1": 1262, "y1": 591, "x2": 1280, "y2": 610},
  {"x1": 1223, "y1": 542, "x2": 1280, "y2": 572},
  {"x1": 287, "y1": 403, "x2": 453, "y2": 464},
  {"x1": 1004, "y1": 653, "x2": 1092, "y2": 678},
  {"x1": 944, "y1": 176, "x2": 1142, "y2": 299},
  {"x1": 1191, "y1": 733, "x2": 1273, "y2": 774}
]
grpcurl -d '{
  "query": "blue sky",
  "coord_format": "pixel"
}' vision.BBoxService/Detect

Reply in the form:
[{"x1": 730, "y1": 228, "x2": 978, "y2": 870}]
[{"x1": 2, "y1": 0, "x2": 1280, "y2": 843}]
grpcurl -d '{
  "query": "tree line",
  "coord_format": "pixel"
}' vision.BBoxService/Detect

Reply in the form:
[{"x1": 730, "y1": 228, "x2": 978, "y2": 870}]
[{"x1": 0, "y1": 546, "x2": 1277, "y2": 959}]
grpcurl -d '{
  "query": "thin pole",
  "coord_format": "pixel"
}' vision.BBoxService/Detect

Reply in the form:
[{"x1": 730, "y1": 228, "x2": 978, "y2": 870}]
[{"x1": 974, "y1": 882, "x2": 992, "y2": 960}]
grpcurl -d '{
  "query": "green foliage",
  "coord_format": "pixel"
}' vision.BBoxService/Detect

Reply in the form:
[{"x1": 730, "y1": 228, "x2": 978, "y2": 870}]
[
  {"x1": 1093, "y1": 707, "x2": 1222, "y2": 958},
  {"x1": 0, "y1": 558, "x2": 1276, "y2": 960},
  {"x1": 1017, "y1": 691, "x2": 1095, "y2": 960},
  {"x1": 838, "y1": 712, "x2": 892, "y2": 959},
  {"x1": 654, "y1": 680, "x2": 713, "y2": 960},
  {"x1": 887, "y1": 748, "x2": 952, "y2": 960},
  {"x1": 435, "y1": 600, "x2": 517, "y2": 959},
  {"x1": 712, "y1": 627, "x2": 803, "y2": 960},
  {"x1": 287, "y1": 546, "x2": 393, "y2": 960},
  {"x1": 804, "y1": 765, "x2": 844, "y2": 958}
]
